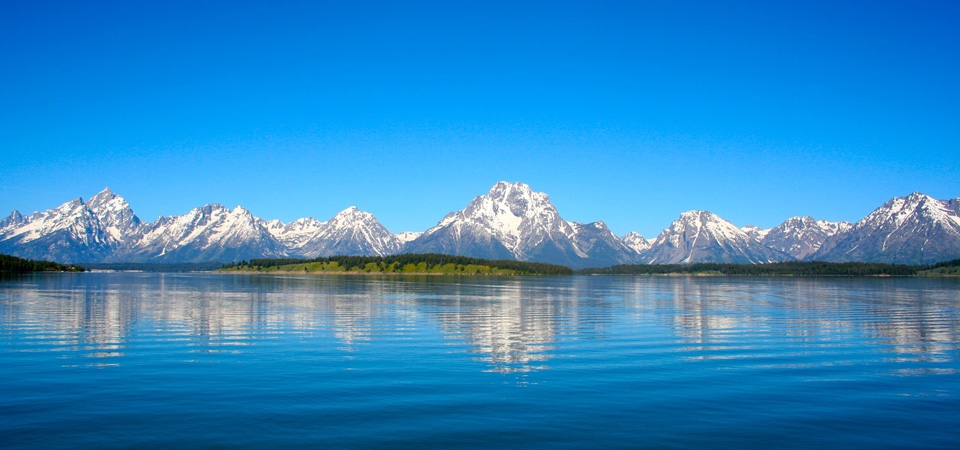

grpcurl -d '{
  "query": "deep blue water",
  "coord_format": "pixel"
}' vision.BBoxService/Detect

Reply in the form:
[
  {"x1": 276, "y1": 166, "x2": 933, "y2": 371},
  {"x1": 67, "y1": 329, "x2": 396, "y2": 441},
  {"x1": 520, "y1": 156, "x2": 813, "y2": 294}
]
[{"x1": 1, "y1": 273, "x2": 958, "y2": 448}]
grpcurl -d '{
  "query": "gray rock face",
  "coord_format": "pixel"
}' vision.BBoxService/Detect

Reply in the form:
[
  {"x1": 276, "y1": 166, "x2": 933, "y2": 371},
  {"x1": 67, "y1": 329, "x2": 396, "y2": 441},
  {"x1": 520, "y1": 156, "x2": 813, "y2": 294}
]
[
  {"x1": 762, "y1": 216, "x2": 852, "y2": 260},
  {"x1": 404, "y1": 182, "x2": 639, "y2": 268},
  {"x1": 813, "y1": 192, "x2": 960, "y2": 264},
  {"x1": 641, "y1": 210, "x2": 791, "y2": 264}
]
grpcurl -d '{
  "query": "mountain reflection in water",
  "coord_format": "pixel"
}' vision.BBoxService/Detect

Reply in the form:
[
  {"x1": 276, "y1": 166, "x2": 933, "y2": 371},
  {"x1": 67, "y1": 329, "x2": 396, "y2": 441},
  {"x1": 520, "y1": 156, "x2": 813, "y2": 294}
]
[{"x1": 1, "y1": 273, "x2": 957, "y2": 375}]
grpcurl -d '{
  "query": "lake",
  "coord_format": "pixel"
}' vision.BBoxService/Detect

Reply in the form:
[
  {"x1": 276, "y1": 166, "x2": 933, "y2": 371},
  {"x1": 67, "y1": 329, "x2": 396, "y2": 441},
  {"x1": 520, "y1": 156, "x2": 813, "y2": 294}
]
[{"x1": 1, "y1": 273, "x2": 958, "y2": 448}]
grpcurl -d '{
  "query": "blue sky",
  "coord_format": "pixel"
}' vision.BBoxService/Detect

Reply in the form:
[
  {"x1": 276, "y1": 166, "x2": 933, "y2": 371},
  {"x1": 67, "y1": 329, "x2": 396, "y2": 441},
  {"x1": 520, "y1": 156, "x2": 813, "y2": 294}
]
[{"x1": 2, "y1": 1, "x2": 958, "y2": 238}]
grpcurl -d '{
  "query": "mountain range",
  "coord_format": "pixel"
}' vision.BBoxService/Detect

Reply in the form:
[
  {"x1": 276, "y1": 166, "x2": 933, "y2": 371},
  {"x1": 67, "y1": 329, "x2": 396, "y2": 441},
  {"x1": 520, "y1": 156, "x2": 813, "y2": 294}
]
[{"x1": 2, "y1": 182, "x2": 959, "y2": 268}]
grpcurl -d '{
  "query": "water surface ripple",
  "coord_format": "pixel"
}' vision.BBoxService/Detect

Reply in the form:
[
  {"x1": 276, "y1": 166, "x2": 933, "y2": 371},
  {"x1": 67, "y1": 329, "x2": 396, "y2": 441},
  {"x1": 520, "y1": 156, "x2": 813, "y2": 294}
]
[{"x1": 1, "y1": 273, "x2": 958, "y2": 448}]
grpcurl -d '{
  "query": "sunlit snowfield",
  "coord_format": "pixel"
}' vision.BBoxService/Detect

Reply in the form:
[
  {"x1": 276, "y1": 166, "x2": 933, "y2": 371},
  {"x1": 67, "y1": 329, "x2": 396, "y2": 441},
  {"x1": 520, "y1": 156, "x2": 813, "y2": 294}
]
[{"x1": 1, "y1": 273, "x2": 958, "y2": 448}]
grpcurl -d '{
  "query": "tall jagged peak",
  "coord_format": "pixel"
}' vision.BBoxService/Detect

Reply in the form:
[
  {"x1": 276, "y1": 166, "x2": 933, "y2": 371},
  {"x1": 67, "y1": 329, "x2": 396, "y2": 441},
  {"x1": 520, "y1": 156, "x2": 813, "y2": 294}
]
[
  {"x1": 86, "y1": 187, "x2": 130, "y2": 218},
  {"x1": 87, "y1": 187, "x2": 116, "y2": 202},
  {"x1": 0, "y1": 210, "x2": 26, "y2": 231}
]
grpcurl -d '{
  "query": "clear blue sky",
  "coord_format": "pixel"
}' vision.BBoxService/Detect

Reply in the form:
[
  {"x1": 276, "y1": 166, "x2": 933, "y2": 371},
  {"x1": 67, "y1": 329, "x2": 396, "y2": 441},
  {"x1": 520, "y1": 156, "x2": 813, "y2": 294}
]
[{"x1": 2, "y1": 1, "x2": 958, "y2": 238}]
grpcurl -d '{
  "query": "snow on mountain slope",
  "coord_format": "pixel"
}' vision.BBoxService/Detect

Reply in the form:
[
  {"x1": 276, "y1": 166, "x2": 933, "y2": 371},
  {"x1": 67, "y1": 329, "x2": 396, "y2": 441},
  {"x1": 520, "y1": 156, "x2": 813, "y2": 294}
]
[
  {"x1": 620, "y1": 231, "x2": 652, "y2": 255},
  {"x1": 396, "y1": 231, "x2": 423, "y2": 244},
  {"x1": 761, "y1": 216, "x2": 852, "y2": 260},
  {"x1": 260, "y1": 207, "x2": 402, "y2": 258},
  {"x1": 0, "y1": 197, "x2": 113, "y2": 263},
  {"x1": 741, "y1": 225, "x2": 770, "y2": 241},
  {"x1": 294, "y1": 207, "x2": 401, "y2": 257},
  {"x1": 813, "y1": 192, "x2": 960, "y2": 264},
  {"x1": 85, "y1": 188, "x2": 142, "y2": 245},
  {"x1": 404, "y1": 182, "x2": 638, "y2": 268},
  {"x1": 125, "y1": 204, "x2": 285, "y2": 263},
  {"x1": 0, "y1": 210, "x2": 26, "y2": 234},
  {"x1": 4, "y1": 187, "x2": 958, "y2": 266},
  {"x1": 640, "y1": 210, "x2": 791, "y2": 264},
  {"x1": 267, "y1": 217, "x2": 326, "y2": 252}
]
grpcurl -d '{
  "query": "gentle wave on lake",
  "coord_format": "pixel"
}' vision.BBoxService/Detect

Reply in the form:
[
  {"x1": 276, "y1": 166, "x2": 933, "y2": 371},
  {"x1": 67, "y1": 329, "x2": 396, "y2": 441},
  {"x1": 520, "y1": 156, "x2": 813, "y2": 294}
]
[{"x1": 1, "y1": 273, "x2": 958, "y2": 448}]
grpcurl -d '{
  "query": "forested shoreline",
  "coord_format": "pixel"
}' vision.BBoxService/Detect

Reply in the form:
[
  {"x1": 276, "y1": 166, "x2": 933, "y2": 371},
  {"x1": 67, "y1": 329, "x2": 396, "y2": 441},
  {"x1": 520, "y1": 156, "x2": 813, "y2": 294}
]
[
  {"x1": 220, "y1": 253, "x2": 574, "y2": 275},
  {"x1": 0, "y1": 254, "x2": 84, "y2": 273},
  {"x1": 3, "y1": 252, "x2": 958, "y2": 277}
]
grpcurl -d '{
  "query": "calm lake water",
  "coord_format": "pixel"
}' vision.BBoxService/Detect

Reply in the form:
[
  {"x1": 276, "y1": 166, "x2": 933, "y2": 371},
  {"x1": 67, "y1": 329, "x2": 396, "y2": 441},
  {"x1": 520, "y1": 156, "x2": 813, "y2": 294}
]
[{"x1": 1, "y1": 273, "x2": 958, "y2": 448}]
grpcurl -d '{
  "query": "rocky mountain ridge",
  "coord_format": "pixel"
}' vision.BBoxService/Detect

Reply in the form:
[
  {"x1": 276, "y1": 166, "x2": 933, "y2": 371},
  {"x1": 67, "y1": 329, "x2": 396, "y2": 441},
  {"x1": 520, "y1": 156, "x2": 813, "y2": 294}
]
[{"x1": 1, "y1": 185, "x2": 958, "y2": 266}]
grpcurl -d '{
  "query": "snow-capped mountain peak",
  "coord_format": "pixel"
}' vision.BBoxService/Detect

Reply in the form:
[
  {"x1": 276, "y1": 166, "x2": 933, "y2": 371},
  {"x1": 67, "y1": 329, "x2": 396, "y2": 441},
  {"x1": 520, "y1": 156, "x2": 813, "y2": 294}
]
[
  {"x1": 297, "y1": 206, "x2": 401, "y2": 257},
  {"x1": 761, "y1": 216, "x2": 852, "y2": 260},
  {"x1": 3, "y1": 186, "x2": 959, "y2": 266},
  {"x1": 642, "y1": 210, "x2": 790, "y2": 264},
  {"x1": 454, "y1": 181, "x2": 567, "y2": 252},
  {"x1": 405, "y1": 181, "x2": 639, "y2": 268},
  {"x1": 85, "y1": 187, "x2": 142, "y2": 243},
  {"x1": 620, "y1": 231, "x2": 651, "y2": 254},
  {"x1": 813, "y1": 192, "x2": 960, "y2": 264},
  {"x1": 0, "y1": 210, "x2": 26, "y2": 232}
]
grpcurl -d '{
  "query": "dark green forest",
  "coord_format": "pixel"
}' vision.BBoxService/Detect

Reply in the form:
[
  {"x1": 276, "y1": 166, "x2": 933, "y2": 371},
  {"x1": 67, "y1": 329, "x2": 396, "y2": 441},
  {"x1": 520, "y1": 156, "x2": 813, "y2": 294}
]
[
  {"x1": 221, "y1": 253, "x2": 574, "y2": 275},
  {"x1": 82, "y1": 262, "x2": 225, "y2": 272},
  {"x1": 0, "y1": 254, "x2": 84, "y2": 273}
]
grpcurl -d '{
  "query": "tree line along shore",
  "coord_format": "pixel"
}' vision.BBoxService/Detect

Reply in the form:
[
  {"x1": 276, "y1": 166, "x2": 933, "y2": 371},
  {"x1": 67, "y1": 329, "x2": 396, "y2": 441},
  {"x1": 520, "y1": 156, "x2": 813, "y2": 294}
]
[
  {"x1": 0, "y1": 254, "x2": 84, "y2": 273},
  {"x1": 3, "y1": 252, "x2": 959, "y2": 277},
  {"x1": 219, "y1": 254, "x2": 574, "y2": 275},
  {"x1": 221, "y1": 255, "x2": 960, "y2": 277}
]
